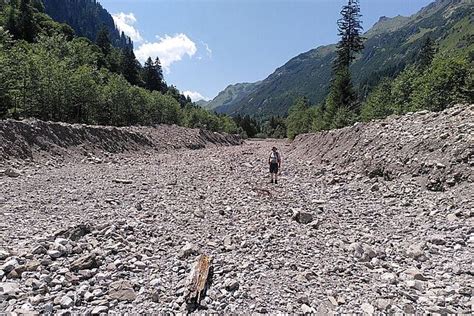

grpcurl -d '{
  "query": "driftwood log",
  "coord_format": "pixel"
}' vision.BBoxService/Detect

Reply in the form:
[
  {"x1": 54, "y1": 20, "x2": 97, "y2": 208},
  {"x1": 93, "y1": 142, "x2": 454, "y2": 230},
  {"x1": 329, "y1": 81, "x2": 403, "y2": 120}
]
[{"x1": 185, "y1": 254, "x2": 213, "y2": 309}]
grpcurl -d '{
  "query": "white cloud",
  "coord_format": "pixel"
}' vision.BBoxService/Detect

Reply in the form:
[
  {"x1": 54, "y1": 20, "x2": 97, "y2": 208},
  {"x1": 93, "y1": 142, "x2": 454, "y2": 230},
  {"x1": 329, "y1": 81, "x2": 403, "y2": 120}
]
[
  {"x1": 202, "y1": 41, "x2": 213, "y2": 58},
  {"x1": 183, "y1": 91, "x2": 209, "y2": 102},
  {"x1": 135, "y1": 34, "x2": 197, "y2": 73},
  {"x1": 112, "y1": 12, "x2": 143, "y2": 43}
]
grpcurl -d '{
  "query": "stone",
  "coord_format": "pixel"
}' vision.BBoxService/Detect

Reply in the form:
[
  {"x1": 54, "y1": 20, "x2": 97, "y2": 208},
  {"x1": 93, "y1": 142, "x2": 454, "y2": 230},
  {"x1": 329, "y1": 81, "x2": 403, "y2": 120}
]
[
  {"x1": 301, "y1": 304, "x2": 315, "y2": 314},
  {"x1": 193, "y1": 209, "x2": 205, "y2": 218},
  {"x1": 446, "y1": 213, "x2": 458, "y2": 222},
  {"x1": 375, "y1": 298, "x2": 392, "y2": 311},
  {"x1": 47, "y1": 250, "x2": 62, "y2": 259},
  {"x1": 0, "y1": 282, "x2": 20, "y2": 296},
  {"x1": 5, "y1": 168, "x2": 21, "y2": 178},
  {"x1": 361, "y1": 303, "x2": 375, "y2": 315},
  {"x1": 403, "y1": 267, "x2": 428, "y2": 281},
  {"x1": 108, "y1": 280, "x2": 136, "y2": 301},
  {"x1": 70, "y1": 253, "x2": 99, "y2": 271},
  {"x1": 380, "y1": 272, "x2": 397, "y2": 284},
  {"x1": 0, "y1": 249, "x2": 10, "y2": 260},
  {"x1": 59, "y1": 296, "x2": 74, "y2": 308},
  {"x1": 406, "y1": 243, "x2": 427, "y2": 261},
  {"x1": 1, "y1": 259, "x2": 19, "y2": 273},
  {"x1": 91, "y1": 306, "x2": 109, "y2": 315},
  {"x1": 224, "y1": 279, "x2": 239, "y2": 292},
  {"x1": 349, "y1": 242, "x2": 376, "y2": 262},
  {"x1": 179, "y1": 242, "x2": 200, "y2": 259},
  {"x1": 292, "y1": 209, "x2": 313, "y2": 224}
]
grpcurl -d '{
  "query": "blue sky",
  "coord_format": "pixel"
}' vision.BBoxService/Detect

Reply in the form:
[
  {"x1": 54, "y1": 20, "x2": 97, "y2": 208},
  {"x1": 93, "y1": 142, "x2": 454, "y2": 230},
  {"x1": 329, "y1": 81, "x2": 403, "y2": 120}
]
[{"x1": 100, "y1": 0, "x2": 434, "y2": 101}]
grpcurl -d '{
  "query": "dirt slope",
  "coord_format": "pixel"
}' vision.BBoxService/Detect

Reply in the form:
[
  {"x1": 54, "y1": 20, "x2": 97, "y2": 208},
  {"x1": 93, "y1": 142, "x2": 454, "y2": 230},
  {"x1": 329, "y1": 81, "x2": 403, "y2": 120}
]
[
  {"x1": 289, "y1": 104, "x2": 473, "y2": 191},
  {"x1": 0, "y1": 119, "x2": 242, "y2": 162}
]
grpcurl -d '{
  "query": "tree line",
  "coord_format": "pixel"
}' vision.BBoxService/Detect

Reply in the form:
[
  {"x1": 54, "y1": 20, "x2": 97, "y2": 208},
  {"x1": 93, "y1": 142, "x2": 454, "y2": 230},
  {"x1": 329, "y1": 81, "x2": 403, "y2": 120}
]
[
  {"x1": 286, "y1": 0, "x2": 473, "y2": 139},
  {"x1": 0, "y1": 0, "x2": 240, "y2": 134}
]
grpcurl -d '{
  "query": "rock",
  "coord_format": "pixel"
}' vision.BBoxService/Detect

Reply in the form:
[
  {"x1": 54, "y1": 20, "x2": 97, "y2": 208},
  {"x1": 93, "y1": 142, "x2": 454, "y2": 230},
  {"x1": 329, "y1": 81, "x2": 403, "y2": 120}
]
[
  {"x1": 47, "y1": 250, "x2": 62, "y2": 259},
  {"x1": 406, "y1": 280, "x2": 424, "y2": 291},
  {"x1": 361, "y1": 302, "x2": 375, "y2": 315},
  {"x1": 31, "y1": 245, "x2": 47, "y2": 255},
  {"x1": 428, "y1": 235, "x2": 446, "y2": 245},
  {"x1": 151, "y1": 290, "x2": 160, "y2": 303},
  {"x1": 70, "y1": 253, "x2": 99, "y2": 271},
  {"x1": 59, "y1": 296, "x2": 74, "y2": 308},
  {"x1": 375, "y1": 298, "x2": 392, "y2": 311},
  {"x1": 292, "y1": 209, "x2": 313, "y2": 224},
  {"x1": 224, "y1": 279, "x2": 239, "y2": 292},
  {"x1": 1, "y1": 259, "x2": 18, "y2": 272},
  {"x1": 349, "y1": 242, "x2": 376, "y2": 262},
  {"x1": 406, "y1": 243, "x2": 427, "y2": 261},
  {"x1": 301, "y1": 304, "x2": 316, "y2": 314},
  {"x1": 446, "y1": 213, "x2": 458, "y2": 222},
  {"x1": 91, "y1": 306, "x2": 109, "y2": 315},
  {"x1": 113, "y1": 178, "x2": 133, "y2": 184},
  {"x1": 0, "y1": 282, "x2": 20, "y2": 296},
  {"x1": 193, "y1": 209, "x2": 205, "y2": 218},
  {"x1": 179, "y1": 242, "x2": 200, "y2": 259},
  {"x1": 0, "y1": 249, "x2": 10, "y2": 260},
  {"x1": 108, "y1": 280, "x2": 136, "y2": 301},
  {"x1": 402, "y1": 267, "x2": 428, "y2": 281},
  {"x1": 380, "y1": 272, "x2": 397, "y2": 284},
  {"x1": 5, "y1": 168, "x2": 21, "y2": 177}
]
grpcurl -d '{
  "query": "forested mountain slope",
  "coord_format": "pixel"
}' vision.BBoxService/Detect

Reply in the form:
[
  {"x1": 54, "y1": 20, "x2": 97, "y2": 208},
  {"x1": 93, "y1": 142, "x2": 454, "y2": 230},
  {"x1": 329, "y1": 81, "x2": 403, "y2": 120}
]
[
  {"x1": 42, "y1": 0, "x2": 131, "y2": 49},
  {"x1": 213, "y1": 0, "x2": 473, "y2": 118}
]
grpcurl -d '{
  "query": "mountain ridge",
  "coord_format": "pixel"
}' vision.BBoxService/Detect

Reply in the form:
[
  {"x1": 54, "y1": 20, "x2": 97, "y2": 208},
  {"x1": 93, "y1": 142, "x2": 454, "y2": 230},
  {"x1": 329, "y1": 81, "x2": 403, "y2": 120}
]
[{"x1": 210, "y1": 0, "x2": 473, "y2": 118}]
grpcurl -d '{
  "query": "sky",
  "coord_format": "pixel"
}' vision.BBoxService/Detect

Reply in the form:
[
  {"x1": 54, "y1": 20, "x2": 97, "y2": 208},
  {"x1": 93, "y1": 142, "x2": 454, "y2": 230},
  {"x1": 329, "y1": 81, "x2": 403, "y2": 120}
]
[{"x1": 99, "y1": 0, "x2": 434, "y2": 101}]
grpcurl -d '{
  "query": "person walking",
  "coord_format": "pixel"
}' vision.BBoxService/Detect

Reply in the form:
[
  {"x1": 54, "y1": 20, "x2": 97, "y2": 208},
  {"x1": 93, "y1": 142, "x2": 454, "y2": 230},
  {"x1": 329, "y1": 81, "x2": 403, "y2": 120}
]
[{"x1": 269, "y1": 146, "x2": 281, "y2": 184}]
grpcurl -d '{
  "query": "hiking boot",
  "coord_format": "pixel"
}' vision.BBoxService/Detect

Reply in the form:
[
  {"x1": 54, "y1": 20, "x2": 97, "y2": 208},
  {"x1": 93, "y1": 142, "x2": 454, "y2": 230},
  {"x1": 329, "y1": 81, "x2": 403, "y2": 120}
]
[
  {"x1": 270, "y1": 179, "x2": 274, "y2": 184},
  {"x1": 275, "y1": 180, "x2": 278, "y2": 184}
]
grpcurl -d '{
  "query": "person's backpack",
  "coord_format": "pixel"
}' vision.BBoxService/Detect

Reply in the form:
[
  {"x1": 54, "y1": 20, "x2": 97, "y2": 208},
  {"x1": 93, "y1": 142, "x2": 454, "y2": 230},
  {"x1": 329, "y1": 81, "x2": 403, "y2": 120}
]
[{"x1": 270, "y1": 151, "x2": 279, "y2": 163}]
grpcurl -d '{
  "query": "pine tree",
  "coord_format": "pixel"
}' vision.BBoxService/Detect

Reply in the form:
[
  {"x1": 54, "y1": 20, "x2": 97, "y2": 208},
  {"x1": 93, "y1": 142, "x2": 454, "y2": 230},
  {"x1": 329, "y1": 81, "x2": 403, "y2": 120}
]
[
  {"x1": 96, "y1": 26, "x2": 111, "y2": 56},
  {"x1": 323, "y1": 0, "x2": 364, "y2": 129},
  {"x1": 17, "y1": 0, "x2": 36, "y2": 42},
  {"x1": 417, "y1": 37, "x2": 436, "y2": 69},
  {"x1": 5, "y1": 5, "x2": 18, "y2": 39},
  {"x1": 142, "y1": 57, "x2": 164, "y2": 92},
  {"x1": 334, "y1": 0, "x2": 365, "y2": 70},
  {"x1": 121, "y1": 47, "x2": 141, "y2": 86}
]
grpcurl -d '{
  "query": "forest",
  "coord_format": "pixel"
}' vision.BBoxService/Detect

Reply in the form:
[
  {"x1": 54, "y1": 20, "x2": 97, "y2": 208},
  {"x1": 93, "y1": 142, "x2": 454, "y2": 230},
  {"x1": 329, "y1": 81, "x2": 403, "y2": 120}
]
[
  {"x1": 285, "y1": 1, "x2": 473, "y2": 139},
  {"x1": 0, "y1": 0, "x2": 240, "y2": 134}
]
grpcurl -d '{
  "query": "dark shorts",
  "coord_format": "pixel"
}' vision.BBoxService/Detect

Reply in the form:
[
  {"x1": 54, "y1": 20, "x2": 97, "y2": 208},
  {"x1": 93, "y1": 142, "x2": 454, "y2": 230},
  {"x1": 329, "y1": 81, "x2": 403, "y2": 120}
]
[{"x1": 270, "y1": 163, "x2": 279, "y2": 174}]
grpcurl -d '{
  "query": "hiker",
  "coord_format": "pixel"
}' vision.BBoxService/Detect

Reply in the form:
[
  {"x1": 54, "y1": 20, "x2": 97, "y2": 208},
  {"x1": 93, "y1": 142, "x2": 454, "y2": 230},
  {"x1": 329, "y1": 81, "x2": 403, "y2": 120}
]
[{"x1": 269, "y1": 146, "x2": 281, "y2": 184}]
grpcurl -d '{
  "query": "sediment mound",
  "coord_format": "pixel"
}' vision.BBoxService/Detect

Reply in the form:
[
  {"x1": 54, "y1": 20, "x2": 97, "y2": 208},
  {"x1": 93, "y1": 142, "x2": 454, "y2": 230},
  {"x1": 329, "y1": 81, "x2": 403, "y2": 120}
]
[
  {"x1": 0, "y1": 119, "x2": 242, "y2": 161},
  {"x1": 289, "y1": 104, "x2": 473, "y2": 190}
]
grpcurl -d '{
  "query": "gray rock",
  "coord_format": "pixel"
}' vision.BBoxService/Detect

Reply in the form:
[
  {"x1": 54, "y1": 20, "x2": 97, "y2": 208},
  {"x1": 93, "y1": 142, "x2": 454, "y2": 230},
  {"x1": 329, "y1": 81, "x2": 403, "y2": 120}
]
[
  {"x1": 108, "y1": 280, "x2": 136, "y2": 301},
  {"x1": 59, "y1": 295, "x2": 74, "y2": 308},
  {"x1": 179, "y1": 242, "x2": 200, "y2": 259},
  {"x1": 1, "y1": 259, "x2": 19, "y2": 272},
  {"x1": 91, "y1": 305, "x2": 109, "y2": 315},
  {"x1": 292, "y1": 209, "x2": 313, "y2": 224},
  {"x1": 361, "y1": 302, "x2": 375, "y2": 315},
  {"x1": 0, "y1": 249, "x2": 10, "y2": 260},
  {"x1": 224, "y1": 279, "x2": 239, "y2": 292},
  {"x1": 70, "y1": 253, "x2": 99, "y2": 271}
]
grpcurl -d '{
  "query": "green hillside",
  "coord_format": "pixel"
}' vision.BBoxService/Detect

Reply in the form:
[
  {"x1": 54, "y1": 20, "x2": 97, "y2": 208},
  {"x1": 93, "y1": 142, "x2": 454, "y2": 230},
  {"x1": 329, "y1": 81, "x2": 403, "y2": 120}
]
[
  {"x1": 214, "y1": 0, "x2": 473, "y2": 118},
  {"x1": 204, "y1": 82, "x2": 261, "y2": 111}
]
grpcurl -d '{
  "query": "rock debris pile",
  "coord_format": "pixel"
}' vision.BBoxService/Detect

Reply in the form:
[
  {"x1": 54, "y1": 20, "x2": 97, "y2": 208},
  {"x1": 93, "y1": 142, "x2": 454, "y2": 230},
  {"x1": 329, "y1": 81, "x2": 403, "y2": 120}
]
[{"x1": 1, "y1": 105, "x2": 473, "y2": 314}]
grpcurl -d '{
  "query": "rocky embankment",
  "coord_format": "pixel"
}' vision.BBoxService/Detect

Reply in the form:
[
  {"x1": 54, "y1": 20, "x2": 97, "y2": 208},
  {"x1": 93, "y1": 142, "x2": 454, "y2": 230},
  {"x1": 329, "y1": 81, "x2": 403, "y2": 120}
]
[
  {"x1": 0, "y1": 106, "x2": 473, "y2": 314},
  {"x1": 290, "y1": 104, "x2": 473, "y2": 191},
  {"x1": 0, "y1": 119, "x2": 241, "y2": 162}
]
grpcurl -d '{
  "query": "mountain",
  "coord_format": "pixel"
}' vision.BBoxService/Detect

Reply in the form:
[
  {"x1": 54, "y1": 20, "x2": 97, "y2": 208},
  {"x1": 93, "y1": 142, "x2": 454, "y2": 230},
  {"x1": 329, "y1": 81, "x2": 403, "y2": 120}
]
[
  {"x1": 213, "y1": 0, "x2": 473, "y2": 118},
  {"x1": 42, "y1": 0, "x2": 132, "y2": 49},
  {"x1": 202, "y1": 82, "x2": 261, "y2": 112}
]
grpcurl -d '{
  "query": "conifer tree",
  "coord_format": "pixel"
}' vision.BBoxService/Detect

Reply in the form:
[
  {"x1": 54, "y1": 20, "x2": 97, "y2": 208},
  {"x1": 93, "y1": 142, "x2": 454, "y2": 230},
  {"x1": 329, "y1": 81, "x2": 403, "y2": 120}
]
[
  {"x1": 323, "y1": 0, "x2": 364, "y2": 128},
  {"x1": 96, "y1": 26, "x2": 111, "y2": 56},
  {"x1": 417, "y1": 37, "x2": 436, "y2": 69},
  {"x1": 142, "y1": 56, "x2": 164, "y2": 92},
  {"x1": 121, "y1": 47, "x2": 141, "y2": 86},
  {"x1": 17, "y1": 0, "x2": 36, "y2": 42}
]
